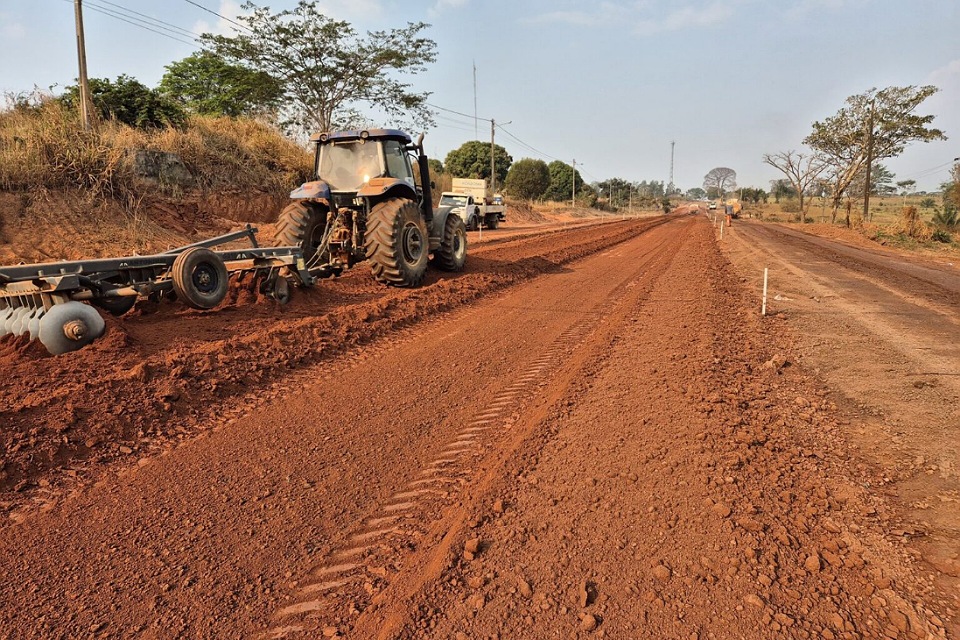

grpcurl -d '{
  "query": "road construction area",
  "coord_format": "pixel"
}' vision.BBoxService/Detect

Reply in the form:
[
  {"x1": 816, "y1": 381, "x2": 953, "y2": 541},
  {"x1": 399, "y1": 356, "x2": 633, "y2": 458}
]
[{"x1": 0, "y1": 211, "x2": 957, "y2": 639}]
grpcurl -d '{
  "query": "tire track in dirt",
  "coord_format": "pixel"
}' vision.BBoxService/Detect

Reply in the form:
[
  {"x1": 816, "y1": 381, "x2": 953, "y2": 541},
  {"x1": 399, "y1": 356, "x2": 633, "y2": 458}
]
[{"x1": 259, "y1": 217, "x2": 691, "y2": 639}]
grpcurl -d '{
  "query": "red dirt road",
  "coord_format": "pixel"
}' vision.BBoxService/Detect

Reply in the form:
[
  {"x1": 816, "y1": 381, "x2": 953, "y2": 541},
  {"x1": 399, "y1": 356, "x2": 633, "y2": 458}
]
[{"x1": 0, "y1": 212, "x2": 954, "y2": 639}]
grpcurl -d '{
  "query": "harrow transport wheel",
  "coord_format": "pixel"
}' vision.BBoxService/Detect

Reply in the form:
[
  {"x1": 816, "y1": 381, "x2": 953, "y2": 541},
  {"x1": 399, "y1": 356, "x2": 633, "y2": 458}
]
[
  {"x1": 274, "y1": 201, "x2": 328, "y2": 264},
  {"x1": 171, "y1": 247, "x2": 229, "y2": 310},
  {"x1": 92, "y1": 295, "x2": 137, "y2": 316},
  {"x1": 364, "y1": 197, "x2": 429, "y2": 287},
  {"x1": 431, "y1": 214, "x2": 467, "y2": 272}
]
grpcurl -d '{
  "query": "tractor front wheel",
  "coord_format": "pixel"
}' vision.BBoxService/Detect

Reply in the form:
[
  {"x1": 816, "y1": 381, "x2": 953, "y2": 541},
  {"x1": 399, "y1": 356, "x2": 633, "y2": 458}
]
[
  {"x1": 364, "y1": 198, "x2": 429, "y2": 287},
  {"x1": 274, "y1": 201, "x2": 329, "y2": 265},
  {"x1": 431, "y1": 214, "x2": 467, "y2": 272}
]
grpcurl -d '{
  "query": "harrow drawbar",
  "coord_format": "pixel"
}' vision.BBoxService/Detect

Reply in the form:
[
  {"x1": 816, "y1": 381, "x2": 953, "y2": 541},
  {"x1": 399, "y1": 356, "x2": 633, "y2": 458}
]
[{"x1": 0, "y1": 225, "x2": 315, "y2": 355}]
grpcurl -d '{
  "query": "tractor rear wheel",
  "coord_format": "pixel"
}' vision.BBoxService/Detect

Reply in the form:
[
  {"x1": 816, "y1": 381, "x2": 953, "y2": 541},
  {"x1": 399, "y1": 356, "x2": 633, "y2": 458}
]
[
  {"x1": 274, "y1": 201, "x2": 329, "y2": 265},
  {"x1": 364, "y1": 197, "x2": 429, "y2": 287},
  {"x1": 431, "y1": 214, "x2": 467, "y2": 272}
]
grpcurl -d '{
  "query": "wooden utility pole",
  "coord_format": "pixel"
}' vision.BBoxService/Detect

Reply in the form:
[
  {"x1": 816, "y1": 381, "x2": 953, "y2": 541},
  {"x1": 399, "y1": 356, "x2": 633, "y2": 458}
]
[
  {"x1": 571, "y1": 159, "x2": 577, "y2": 205},
  {"x1": 862, "y1": 98, "x2": 876, "y2": 222},
  {"x1": 490, "y1": 119, "x2": 496, "y2": 194},
  {"x1": 74, "y1": 0, "x2": 94, "y2": 130}
]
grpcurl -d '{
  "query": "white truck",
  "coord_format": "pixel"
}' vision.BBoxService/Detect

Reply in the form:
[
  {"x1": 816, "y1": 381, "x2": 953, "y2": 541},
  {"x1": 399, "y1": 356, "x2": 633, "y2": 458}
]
[{"x1": 438, "y1": 178, "x2": 506, "y2": 231}]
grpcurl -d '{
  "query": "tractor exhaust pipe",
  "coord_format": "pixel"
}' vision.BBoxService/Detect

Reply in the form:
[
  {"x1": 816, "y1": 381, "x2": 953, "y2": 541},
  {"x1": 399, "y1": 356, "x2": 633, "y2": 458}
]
[{"x1": 415, "y1": 133, "x2": 433, "y2": 226}]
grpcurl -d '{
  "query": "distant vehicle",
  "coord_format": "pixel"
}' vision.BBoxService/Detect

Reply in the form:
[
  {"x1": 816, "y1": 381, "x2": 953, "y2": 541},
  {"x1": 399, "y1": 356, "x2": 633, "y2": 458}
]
[
  {"x1": 439, "y1": 178, "x2": 506, "y2": 230},
  {"x1": 708, "y1": 201, "x2": 718, "y2": 210},
  {"x1": 724, "y1": 198, "x2": 742, "y2": 219}
]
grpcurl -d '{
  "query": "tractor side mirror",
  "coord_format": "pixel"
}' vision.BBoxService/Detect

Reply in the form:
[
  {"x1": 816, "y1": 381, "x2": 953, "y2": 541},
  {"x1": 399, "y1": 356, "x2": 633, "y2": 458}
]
[{"x1": 430, "y1": 181, "x2": 436, "y2": 189}]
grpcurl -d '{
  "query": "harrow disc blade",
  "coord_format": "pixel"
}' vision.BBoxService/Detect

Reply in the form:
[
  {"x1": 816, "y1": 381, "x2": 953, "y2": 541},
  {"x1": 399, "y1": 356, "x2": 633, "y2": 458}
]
[
  {"x1": 10, "y1": 307, "x2": 30, "y2": 336},
  {"x1": 0, "y1": 307, "x2": 13, "y2": 337},
  {"x1": 38, "y1": 302, "x2": 106, "y2": 355},
  {"x1": 27, "y1": 309, "x2": 44, "y2": 341}
]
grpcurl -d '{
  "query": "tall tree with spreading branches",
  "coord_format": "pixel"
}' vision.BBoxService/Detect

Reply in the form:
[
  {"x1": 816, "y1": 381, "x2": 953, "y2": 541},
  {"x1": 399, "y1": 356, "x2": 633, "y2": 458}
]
[
  {"x1": 201, "y1": 1, "x2": 437, "y2": 135},
  {"x1": 703, "y1": 167, "x2": 737, "y2": 199},
  {"x1": 762, "y1": 150, "x2": 827, "y2": 221},
  {"x1": 804, "y1": 85, "x2": 945, "y2": 223}
]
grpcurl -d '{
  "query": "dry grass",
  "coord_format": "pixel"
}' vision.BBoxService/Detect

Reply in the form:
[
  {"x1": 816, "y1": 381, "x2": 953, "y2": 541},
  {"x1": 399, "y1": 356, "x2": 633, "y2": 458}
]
[
  {"x1": 0, "y1": 97, "x2": 312, "y2": 204},
  {"x1": 752, "y1": 199, "x2": 958, "y2": 255}
]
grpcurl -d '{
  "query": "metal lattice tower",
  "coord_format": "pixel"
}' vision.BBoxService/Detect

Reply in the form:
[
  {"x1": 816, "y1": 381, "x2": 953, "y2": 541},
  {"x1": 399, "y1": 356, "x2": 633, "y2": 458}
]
[{"x1": 668, "y1": 140, "x2": 675, "y2": 194}]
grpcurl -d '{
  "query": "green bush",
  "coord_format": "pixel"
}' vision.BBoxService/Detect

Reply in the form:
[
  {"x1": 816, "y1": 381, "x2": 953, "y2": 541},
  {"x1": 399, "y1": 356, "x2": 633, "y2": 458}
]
[
  {"x1": 933, "y1": 205, "x2": 958, "y2": 228},
  {"x1": 931, "y1": 229, "x2": 952, "y2": 243},
  {"x1": 61, "y1": 75, "x2": 185, "y2": 130},
  {"x1": 780, "y1": 198, "x2": 801, "y2": 214}
]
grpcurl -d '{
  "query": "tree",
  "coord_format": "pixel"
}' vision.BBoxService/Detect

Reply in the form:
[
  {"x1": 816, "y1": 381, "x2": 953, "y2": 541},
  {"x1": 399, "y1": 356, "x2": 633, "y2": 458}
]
[
  {"x1": 158, "y1": 51, "x2": 283, "y2": 117},
  {"x1": 762, "y1": 150, "x2": 827, "y2": 221},
  {"x1": 804, "y1": 85, "x2": 946, "y2": 223},
  {"x1": 739, "y1": 187, "x2": 768, "y2": 204},
  {"x1": 769, "y1": 179, "x2": 795, "y2": 203},
  {"x1": 504, "y1": 158, "x2": 549, "y2": 200},
  {"x1": 685, "y1": 187, "x2": 706, "y2": 200},
  {"x1": 896, "y1": 179, "x2": 916, "y2": 196},
  {"x1": 444, "y1": 140, "x2": 512, "y2": 185},
  {"x1": 61, "y1": 75, "x2": 184, "y2": 129},
  {"x1": 941, "y1": 162, "x2": 960, "y2": 215},
  {"x1": 202, "y1": 1, "x2": 437, "y2": 134},
  {"x1": 544, "y1": 160, "x2": 585, "y2": 203},
  {"x1": 595, "y1": 177, "x2": 638, "y2": 207},
  {"x1": 703, "y1": 167, "x2": 737, "y2": 199},
  {"x1": 427, "y1": 158, "x2": 444, "y2": 175}
]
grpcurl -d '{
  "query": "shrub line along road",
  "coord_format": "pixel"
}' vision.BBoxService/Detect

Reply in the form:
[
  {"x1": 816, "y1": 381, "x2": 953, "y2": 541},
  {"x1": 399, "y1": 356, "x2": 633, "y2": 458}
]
[{"x1": 0, "y1": 212, "x2": 955, "y2": 638}]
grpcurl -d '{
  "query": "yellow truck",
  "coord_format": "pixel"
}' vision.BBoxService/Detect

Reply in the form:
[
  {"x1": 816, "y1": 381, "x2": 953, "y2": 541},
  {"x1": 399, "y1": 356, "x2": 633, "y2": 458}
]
[{"x1": 724, "y1": 198, "x2": 742, "y2": 219}]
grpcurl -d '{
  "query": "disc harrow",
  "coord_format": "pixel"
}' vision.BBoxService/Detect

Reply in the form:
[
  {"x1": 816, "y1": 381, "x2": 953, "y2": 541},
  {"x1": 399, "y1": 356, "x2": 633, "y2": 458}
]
[{"x1": 0, "y1": 225, "x2": 315, "y2": 355}]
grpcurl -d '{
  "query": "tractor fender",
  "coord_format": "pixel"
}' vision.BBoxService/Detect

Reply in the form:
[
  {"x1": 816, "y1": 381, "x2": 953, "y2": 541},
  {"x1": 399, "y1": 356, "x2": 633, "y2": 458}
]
[
  {"x1": 358, "y1": 178, "x2": 417, "y2": 202},
  {"x1": 290, "y1": 180, "x2": 331, "y2": 200}
]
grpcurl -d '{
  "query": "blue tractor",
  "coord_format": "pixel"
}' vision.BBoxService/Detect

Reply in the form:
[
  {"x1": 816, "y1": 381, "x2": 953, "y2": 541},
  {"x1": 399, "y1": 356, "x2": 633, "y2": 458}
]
[{"x1": 275, "y1": 129, "x2": 467, "y2": 287}]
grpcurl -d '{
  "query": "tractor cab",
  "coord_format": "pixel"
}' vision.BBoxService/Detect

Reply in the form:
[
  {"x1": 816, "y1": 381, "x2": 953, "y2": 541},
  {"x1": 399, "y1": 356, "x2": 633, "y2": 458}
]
[{"x1": 310, "y1": 129, "x2": 419, "y2": 200}]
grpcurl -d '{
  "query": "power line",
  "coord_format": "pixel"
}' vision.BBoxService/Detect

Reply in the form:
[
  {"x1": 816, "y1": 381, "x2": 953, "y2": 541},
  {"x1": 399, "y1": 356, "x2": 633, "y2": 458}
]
[
  {"x1": 899, "y1": 159, "x2": 957, "y2": 180},
  {"x1": 181, "y1": 0, "x2": 252, "y2": 33},
  {"x1": 427, "y1": 102, "x2": 489, "y2": 124},
  {"x1": 63, "y1": 0, "x2": 198, "y2": 47},
  {"x1": 495, "y1": 123, "x2": 563, "y2": 163},
  {"x1": 93, "y1": 0, "x2": 202, "y2": 38},
  {"x1": 428, "y1": 102, "x2": 589, "y2": 177}
]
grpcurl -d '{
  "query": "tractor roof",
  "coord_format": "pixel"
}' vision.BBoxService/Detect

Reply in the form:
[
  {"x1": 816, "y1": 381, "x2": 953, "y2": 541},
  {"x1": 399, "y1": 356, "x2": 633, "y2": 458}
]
[{"x1": 309, "y1": 129, "x2": 412, "y2": 145}]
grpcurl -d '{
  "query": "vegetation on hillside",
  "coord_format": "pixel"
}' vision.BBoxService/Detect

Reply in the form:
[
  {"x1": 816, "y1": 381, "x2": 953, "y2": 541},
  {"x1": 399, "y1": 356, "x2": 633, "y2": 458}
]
[{"x1": 0, "y1": 93, "x2": 312, "y2": 203}]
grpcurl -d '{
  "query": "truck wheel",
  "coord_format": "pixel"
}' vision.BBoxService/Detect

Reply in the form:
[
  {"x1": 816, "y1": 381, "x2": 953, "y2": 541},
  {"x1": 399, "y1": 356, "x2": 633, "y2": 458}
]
[
  {"x1": 274, "y1": 201, "x2": 329, "y2": 264},
  {"x1": 364, "y1": 198, "x2": 429, "y2": 287},
  {"x1": 431, "y1": 214, "x2": 467, "y2": 272},
  {"x1": 484, "y1": 215, "x2": 499, "y2": 230},
  {"x1": 171, "y1": 247, "x2": 229, "y2": 310}
]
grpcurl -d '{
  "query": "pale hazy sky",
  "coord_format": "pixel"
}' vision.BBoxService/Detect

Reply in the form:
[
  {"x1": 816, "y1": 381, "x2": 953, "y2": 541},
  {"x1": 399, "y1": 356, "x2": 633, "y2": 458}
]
[{"x1": 1, "y1": 0, "x2": 957, "y2": 192}]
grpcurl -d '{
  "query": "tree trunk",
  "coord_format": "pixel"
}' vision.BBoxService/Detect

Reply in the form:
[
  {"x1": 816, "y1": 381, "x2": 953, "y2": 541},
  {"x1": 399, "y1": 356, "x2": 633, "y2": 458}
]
[{"x1": 845, "y1": 199, "x2": 852, "y2": 228}]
